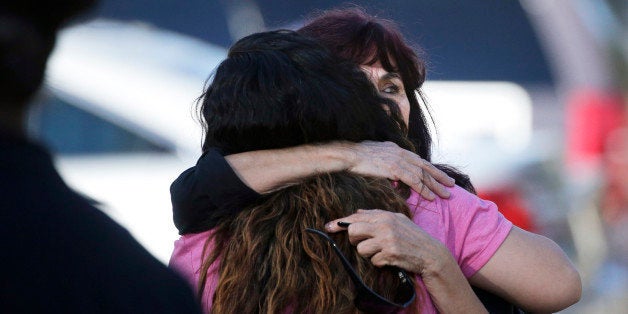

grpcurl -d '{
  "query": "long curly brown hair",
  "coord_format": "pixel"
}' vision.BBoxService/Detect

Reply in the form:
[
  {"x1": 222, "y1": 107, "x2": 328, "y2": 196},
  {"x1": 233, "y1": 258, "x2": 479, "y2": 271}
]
[{"x1": 200, "y1": 173, "x2": 420, "y2": 313}]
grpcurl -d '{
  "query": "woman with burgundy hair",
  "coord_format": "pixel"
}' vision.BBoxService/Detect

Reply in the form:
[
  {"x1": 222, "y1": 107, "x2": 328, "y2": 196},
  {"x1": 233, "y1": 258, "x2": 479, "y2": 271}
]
[{"x1": 169, "y1": 7, "x2": 581, "y2": 313}]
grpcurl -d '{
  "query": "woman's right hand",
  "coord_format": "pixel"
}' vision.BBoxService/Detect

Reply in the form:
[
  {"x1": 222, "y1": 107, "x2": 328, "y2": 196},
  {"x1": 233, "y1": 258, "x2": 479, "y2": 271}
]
[
  {"x1": 341, "y1": 141, "x2": 455, "y2": 200},
  {"x1": 325, "y1": 209, "x2": 488, "y2": 313}
]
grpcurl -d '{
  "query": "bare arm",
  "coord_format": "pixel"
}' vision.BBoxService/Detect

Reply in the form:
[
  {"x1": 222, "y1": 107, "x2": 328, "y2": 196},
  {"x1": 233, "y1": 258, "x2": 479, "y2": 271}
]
[
  {"x1": 227, "y1": 141, "x2": 454, "y2": 199},
  {"x1": 469, "y1": 227, "x2": 582, "y2": 313}
]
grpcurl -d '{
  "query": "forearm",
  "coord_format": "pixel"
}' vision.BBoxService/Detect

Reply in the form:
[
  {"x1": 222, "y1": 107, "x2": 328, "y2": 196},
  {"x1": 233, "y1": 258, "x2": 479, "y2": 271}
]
[
  {"x1": 225, "y1": 142, "x2": 352, "y2": 194},
  {"x1": 422, "y1": 255, "x2": 488, "y2": 314}
]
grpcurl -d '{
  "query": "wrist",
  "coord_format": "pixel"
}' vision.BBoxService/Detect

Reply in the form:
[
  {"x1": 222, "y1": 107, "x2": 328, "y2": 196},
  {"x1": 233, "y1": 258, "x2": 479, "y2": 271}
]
[
  {"x1": 309, "y1": 141, "x2": 355, "y2": 173},
  {"x1": 420, "y1": 253, "x2": 488, "y2": 314},
  {"x1": 420, "y1": 248, "x2": 459, "y2": 281}
]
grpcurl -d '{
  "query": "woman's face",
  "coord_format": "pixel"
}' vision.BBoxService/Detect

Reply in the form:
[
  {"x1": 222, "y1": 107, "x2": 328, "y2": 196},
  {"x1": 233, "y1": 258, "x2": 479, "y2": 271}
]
[{"x1": 360, "y1": 61, "x2": 410, "y2": 127}]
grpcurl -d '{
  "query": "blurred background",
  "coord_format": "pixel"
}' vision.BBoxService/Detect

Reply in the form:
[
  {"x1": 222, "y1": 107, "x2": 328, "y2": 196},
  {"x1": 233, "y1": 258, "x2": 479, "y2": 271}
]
[{"x1": 30, "y1": 0, "x2": 627, "y2": 312}]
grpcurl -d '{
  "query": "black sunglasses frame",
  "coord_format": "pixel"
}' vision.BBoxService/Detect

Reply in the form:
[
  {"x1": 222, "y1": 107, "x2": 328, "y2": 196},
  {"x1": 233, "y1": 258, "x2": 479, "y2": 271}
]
[{"x1": 305, "y1": 228, "x2": 416, "y2": 313}]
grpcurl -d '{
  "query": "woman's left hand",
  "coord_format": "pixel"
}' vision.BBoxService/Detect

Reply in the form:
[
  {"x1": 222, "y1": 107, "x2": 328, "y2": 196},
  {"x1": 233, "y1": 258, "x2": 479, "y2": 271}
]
[{"x1": 325, "y1": 209, "x2": 451, "y2": 277}]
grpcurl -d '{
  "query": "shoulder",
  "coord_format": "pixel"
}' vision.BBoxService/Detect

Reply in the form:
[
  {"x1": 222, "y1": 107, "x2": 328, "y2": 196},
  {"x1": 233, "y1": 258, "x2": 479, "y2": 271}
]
[
  {"x1": 407, "y1": 185, "x2": 490, "y2": 217},
  {"x1": 446, "y1": 185, "x2": 497, "y2": 216},
  {"x1": 170, "y1": 231, "x2": 215, "y2": 281},
  {"x1": 405, "y1": 185, "x2": 488, "y2": 238},
  {"x1": 409, "y1": 184, "x2": 509, "y2": 233}
]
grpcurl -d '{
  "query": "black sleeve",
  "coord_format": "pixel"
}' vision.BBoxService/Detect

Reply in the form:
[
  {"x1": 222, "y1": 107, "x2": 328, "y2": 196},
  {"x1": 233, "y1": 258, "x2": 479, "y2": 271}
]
[{"x1": 171, "y1": 148, "x2": 260, "y2": 234}]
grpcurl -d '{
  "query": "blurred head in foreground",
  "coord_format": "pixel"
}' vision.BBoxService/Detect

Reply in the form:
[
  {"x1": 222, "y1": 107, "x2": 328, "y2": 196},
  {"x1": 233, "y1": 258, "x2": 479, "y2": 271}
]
[{"x1": 0, "y1": 0, "x2": 95, "y2": 134}]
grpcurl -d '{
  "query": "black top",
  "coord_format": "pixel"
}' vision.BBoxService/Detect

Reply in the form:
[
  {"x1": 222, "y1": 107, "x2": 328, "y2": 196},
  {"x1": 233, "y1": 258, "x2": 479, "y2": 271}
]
[
  {"x1": 0, "y1": 135, "x2": 201, "y2": 313},
  {"x1": 170, "y1": 148, "x2": 259, "y2": 234}
]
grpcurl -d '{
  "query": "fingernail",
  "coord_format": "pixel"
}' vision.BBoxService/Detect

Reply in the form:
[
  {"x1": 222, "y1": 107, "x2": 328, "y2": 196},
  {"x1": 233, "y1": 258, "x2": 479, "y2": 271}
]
[{"x1": 337, "y1": 221, "x2": 351, "y2": 228}]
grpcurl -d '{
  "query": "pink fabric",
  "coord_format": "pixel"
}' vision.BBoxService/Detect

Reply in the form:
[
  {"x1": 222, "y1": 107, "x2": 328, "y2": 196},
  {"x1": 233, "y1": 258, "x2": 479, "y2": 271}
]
[{"x1": 169, "y1": 185, "x2": 513, "y2": 313}]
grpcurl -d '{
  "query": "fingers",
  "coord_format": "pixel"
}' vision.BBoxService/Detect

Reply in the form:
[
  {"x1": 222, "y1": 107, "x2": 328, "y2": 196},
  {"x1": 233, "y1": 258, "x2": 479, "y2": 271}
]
[
  {"x1": 400, "y1": 168, "x2": 436, "y2": 200},
  {"x1": 323, "y1": 210, "x2": 444, "y2": 275},
  {"x1": 417, "y1": 159, "x2": 455, "y2": 199},
  {"x1": 356, "y1": 238, "x2": 381, "y2": 258},
  {"x1": 416, "y1": 157, "x2": 455, "y2": 188},
  {"x1": 352, "y1": 141, "x2": 454, "y2": 200},
  {"x1": 359, "y1": 242, "x2": 401, "y2": 269},
  {"x1": 324, "y1": 209, "x2": 380, "y2": 234},
  {"x1": 370, "y1": 251, "x2": 392, "y2": 268},
  {"x1": 397, "y1": 150, "x2": 453, "y2": 199},
  {"x1": 394, "y1": 160, "x2": 450, "y2": 200},
  {"x1": 326, "y1": 210, "x2": 395, "y2": 265},
  {"x1": 381, "y1": 157, "x2": 431, "y2": 200},
  {"x1": 325, "y1": 209, "x2": 405, "y2": 247},
  {"x1": 418, "y1": 169, "x2": 450, "y2": 200}
]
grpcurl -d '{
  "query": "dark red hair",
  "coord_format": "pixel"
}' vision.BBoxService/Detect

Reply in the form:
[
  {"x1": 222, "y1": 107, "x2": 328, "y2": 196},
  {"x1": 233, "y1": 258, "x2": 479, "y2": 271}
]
[{"x1": 298, "y1": 7, "x2": 433, "y2": 160}]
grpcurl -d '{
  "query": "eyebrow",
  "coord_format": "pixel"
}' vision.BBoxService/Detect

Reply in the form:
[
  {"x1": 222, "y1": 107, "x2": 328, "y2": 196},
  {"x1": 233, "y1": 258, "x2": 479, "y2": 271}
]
[{"x1": 381, "y1": 72, "x2": 402, "y2": 81}]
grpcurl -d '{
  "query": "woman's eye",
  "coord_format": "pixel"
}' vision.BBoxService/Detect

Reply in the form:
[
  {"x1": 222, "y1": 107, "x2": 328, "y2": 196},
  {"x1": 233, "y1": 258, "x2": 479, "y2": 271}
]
[{"x1": 382, "y1": 85, "x2": 400, "y2": 94}]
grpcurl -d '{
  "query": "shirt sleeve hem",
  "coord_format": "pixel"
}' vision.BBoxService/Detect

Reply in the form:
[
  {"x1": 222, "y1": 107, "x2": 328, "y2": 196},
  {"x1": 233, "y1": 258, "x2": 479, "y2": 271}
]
[{"x1": 460, "y1": 218, "x2": 513, "y2": 278}]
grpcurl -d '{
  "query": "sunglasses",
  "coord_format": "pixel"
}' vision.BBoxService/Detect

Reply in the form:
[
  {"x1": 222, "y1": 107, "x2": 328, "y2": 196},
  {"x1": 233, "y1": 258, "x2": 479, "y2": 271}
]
[{"x1": 305, "y1": 228, "x2": 416, "y2": 313}]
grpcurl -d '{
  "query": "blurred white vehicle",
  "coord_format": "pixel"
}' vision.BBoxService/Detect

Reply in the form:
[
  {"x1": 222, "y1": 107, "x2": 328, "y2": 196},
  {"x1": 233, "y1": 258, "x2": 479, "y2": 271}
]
[{"x1": 28, "y1": 20, "x2": 227, "y2": 263}]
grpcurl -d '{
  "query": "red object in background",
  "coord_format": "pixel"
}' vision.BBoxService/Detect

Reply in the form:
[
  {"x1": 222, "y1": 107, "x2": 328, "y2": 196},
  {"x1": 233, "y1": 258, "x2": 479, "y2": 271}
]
[
  {"x1": 565, "y1": 89, "x2": 625, "y2": 170},
  {"x1": 602, "y1": 126, "x2": 628, "y2": 224},
  {"x1": 565, "y1": 89, "x2": 626, "y2": 224},
  {"x1": 480, "y1": 188, "x2": 535, "y2": 232}
]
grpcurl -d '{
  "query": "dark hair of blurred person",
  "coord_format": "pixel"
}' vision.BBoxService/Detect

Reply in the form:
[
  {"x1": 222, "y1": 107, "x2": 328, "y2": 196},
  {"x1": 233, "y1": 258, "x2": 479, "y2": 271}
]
[
  {"x1": 0, "y1": 1, "x2": 200, "y2": 312},
  {"x1": 0, "y1": 1, "x2": 94, "y2": 109}
]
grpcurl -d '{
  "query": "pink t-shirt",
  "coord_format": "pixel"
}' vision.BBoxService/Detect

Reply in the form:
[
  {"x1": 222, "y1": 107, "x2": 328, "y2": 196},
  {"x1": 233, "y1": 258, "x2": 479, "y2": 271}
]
[{"x1": 169, "y1": 185, "x2": 513, "y2": 313}]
